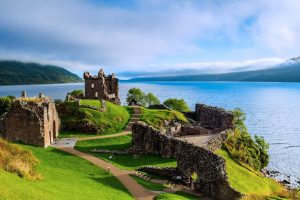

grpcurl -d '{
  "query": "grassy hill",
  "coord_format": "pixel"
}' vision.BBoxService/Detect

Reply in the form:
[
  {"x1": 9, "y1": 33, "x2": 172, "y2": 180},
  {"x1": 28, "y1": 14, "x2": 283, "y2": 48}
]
[
  {"x1": 0, "y1": 60, "x2": 82, "y2": 85},
  {"x1": 130, "y1": 62, "x2": 300, "y2": 82},
  {"x1": 0, "y1": 144, "x2": 133, "y2": 200},
  {"x1": 58, "y1": 100, "x2": 132, "y2": 136}
]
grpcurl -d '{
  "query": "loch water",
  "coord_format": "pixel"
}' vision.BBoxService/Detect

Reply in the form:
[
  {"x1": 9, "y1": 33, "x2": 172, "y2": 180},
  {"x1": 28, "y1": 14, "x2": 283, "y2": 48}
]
[{"x1": 1, "y1": 81, "x2": 300, "y2": 183}]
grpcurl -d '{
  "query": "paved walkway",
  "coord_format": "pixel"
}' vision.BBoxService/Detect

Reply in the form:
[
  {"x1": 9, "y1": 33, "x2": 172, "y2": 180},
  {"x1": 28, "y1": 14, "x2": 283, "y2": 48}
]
[{"x1": 56, "y1": 146, "x2": 156, "y2": 200}]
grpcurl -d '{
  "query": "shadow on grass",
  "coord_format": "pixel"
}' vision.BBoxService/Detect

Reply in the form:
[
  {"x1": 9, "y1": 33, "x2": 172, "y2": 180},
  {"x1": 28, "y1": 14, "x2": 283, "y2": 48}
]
[{"x1": 89, "y1": 175, "x2": 133, "y2": 196}]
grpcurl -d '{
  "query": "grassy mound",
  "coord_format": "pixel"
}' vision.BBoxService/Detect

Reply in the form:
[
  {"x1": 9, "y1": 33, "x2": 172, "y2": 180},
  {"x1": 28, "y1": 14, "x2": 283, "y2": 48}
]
[
  {"x1": 75, "y1": 135, "x2": 177, "y2": 170},
  {"x1": 140, "y1": 107, "x2": 188, "y2": 130},
  {"x1": 58, "y1": 100, "x2": 132, "y2": 135},
  {"x1": 79, "y1": 99, "x2": 102, "y2": 109},
  {"x1": 217, "y1": 149, "x2": 290, "y2": 199},
  {"x1": 0, "y1": 144, "x2": 133, "y2": 200},
  {"x1": 154, "y1": 191, "x2": 199, "y2": 200},
  {"x1": 0, "y1": 139, "x2": 40, "y2": 180}
]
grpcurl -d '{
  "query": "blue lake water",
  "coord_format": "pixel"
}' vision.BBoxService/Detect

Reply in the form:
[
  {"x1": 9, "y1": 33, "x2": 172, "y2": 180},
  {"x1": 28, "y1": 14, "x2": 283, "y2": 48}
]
[{"x1": 1, "y1": 81, "x2": 300, "y2": 180}]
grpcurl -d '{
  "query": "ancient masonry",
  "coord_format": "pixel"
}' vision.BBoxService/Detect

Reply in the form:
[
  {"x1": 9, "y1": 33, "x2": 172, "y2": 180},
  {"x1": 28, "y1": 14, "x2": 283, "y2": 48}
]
[
  {"x1": 131, "y1": 104, "x2": 242, "y2": 200},
  {"x1": 83, "y1": 68, "x2": 120, "y2": 104},
  {"x1": 0, "y1": 92, "x2": 61, "y2": 147}
]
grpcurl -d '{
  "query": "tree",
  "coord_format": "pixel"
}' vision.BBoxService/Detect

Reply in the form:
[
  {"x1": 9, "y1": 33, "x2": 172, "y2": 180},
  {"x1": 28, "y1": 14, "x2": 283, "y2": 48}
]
[
  {"x1": 126, "y1": 88, "x2": 146, "y2": 106},
  {"x1": 163, "y1": 98, "x2": 190, "y2": 112},
  {"x1": 144, "y1": 93, "x2": 160, "y2": 106}
]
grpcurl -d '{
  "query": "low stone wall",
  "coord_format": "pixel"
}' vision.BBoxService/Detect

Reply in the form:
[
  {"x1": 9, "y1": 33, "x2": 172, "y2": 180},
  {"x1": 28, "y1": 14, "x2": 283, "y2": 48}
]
[
  {"x1": 195, "y1": 104, "x2": 234, "y2": 133},
  {"x1": 138, "y1": 166, "x2": 188, "y2": 182},
  {"x1": 132, "y1": 122, "x2": 241, "y2": 200}
]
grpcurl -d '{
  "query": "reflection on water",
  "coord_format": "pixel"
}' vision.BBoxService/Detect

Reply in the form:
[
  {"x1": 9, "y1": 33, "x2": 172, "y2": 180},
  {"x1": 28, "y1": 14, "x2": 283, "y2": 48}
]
[{"x1": 1, "y1": 81, "x2": 300, "y2": 179}]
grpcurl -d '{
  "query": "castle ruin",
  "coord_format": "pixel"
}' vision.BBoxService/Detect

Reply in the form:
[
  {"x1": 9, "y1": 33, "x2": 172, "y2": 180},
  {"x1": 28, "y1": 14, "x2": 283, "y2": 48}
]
[
  {"x1": 0, "y1": 92, "x2": 61, "y2": 147},
  {"x1": 83, "y1": 68, "x2": 120, "y2": 104}
]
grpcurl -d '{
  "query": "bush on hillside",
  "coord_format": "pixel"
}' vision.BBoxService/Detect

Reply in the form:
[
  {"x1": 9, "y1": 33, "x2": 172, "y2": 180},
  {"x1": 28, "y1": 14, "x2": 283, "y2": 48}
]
[
  {"x1": 0, "y1": 138, "x2": 41, "y2": 180},
  {"x1": 126, "y1": 88, "x2": 160, "y2": 106},
  {"x1": 0, "y1": 96, "x2": 15, "y2": 116},
  {"x1": 163, "y1": 98, "x2": 190, "y2": 112},
  {"x1": 66, "y1": 89, "x2": 84, "y2": 100},
  {"x1": 223, "y1": 108, "x2": 270, "y2": 171}
]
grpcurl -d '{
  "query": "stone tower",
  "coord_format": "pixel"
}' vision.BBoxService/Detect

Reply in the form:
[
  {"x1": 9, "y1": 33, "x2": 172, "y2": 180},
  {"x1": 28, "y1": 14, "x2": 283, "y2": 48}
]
[{"x1": 83, "y1": 68, "x2": 120, "y2": 104}]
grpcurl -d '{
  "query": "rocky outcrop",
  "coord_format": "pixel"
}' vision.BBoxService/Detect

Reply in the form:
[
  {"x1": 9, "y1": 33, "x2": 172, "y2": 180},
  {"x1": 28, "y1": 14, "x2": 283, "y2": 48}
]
[{"x1": 132, "y1": 121, "x2": 241, "y2": 200}]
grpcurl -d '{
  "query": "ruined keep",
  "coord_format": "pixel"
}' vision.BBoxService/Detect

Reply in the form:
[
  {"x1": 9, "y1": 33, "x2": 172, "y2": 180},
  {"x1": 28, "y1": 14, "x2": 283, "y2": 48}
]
[
  {"x1": 0, "y1": 92, "x2": 60, "y2": 147},
  {"x1": 83, "y1": 68, "x2": 120, "y2": 104},
  {"x1": 131, "y1": 103, "x2": 241, "y2": 200}
]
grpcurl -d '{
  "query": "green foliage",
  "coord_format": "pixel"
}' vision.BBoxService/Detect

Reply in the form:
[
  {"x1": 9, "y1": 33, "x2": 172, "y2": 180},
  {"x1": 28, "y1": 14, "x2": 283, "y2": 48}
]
[
  {"x1": 140, "y1": 107, "x2": 188, "y2": 130},
  {"x1": 154, "y1": 191, "x2": 200, "y2": 200},
  {"x1": 0, "y1": 139, "x2": 41, "y2": 180},
  {"x1": 126, "y1": 88, "x2": 160, "y2": 106},
  {"x1": 163, "y1": 98, "x2": 190, "y2": 112},
  {"x1": 0, "y1": 96, "x2": 14, "y2": 115},
  {"x1": 224, "y1": 108, "x2": 270, "y2": 171},
  {"x1": 75, "y1": 135, "x2": 177, "y2": 170},
  {"x1": 57, "y1": 101, "x2": 132, "y2": 134},
  {"x1": 217, "y1": 149, "x2": 289, "y2": 199},
  {"x1": 145, "y1": 93, "x2": 160, "y2": 106},
  {"x1": 0, "y1": 60, "x2": 82, "y2": 85},
  {"x1": 130, "y1": 175, "x2": 167, "y2": 191},
  {"x1": 0, "y1": 144, "x2": 133, "y2": 200},
  {"x1": 126, "y1": 88, "x2": 145, "y2": 105}
]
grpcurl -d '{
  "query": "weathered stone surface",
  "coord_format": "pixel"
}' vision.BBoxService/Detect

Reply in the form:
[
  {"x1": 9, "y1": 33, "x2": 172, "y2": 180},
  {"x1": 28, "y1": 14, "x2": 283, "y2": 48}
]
[
  {"x1": 138, "y1": 166, "x2": 188, "y2": 182},
  {"x1": 195, "y1": 104, "x2": 234, "y2": 133},
  {"x1": 0, "y1": 95, "x2": 61, "y2": 147},
  {"x1": 83, "y1": 69, "x2": 120, "y2": 104},
  {"x1": 132, "y1": 121, "x2": 241, "y2": 200}
]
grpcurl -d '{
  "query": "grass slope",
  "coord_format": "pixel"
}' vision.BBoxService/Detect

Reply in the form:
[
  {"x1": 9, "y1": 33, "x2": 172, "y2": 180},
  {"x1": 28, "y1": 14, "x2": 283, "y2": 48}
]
[
  {"x1": 0, "y1": 144, "x2": 133, "y2": 200},
  {"x1": 140, "y1": 107, "x2": 188, "y2": 130},
  {"x1": 79, "y1": 99, "x2": 102, "y2": 109},
  {"x1": 0, "y1": 60, "x2": 82, "y2": 85},
  {"x1": 154, "y1": 191, "x2": 200, "y2": 200},
  {"x1": 75, "y1": 135, "x2": 177, "y2": 170},
  {"x1": 217, "y1": 149, "x2": 288, "y2": 199},
  {"x1": 59, "y1": 101, "x2": 132, "y2": 136}
]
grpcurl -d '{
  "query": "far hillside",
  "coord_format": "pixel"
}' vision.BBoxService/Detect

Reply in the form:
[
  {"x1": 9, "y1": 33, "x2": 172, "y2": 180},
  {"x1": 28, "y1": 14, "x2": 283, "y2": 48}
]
[
  {"x1": 0, "y1": 60, "x2": 82, "y2": 85},
  {"x1": 130, "y1": 60, "x2": 300, "y2": 82}
]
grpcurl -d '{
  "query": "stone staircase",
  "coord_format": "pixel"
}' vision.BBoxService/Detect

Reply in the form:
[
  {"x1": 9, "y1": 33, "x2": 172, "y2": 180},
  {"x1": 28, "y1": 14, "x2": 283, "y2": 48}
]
[
  {"x1": 125, "y1": 107, "x2": 141, "y2": 131},
  {"x1": 135, "y1": 171, "x2": 151, "y2": 181}
]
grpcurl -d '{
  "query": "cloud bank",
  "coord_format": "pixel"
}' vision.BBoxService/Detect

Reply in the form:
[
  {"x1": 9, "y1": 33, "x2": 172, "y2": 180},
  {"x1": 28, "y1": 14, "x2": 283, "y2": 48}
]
[{"x1": 0, "y1": 0, "x2": 299, "y2": 76}]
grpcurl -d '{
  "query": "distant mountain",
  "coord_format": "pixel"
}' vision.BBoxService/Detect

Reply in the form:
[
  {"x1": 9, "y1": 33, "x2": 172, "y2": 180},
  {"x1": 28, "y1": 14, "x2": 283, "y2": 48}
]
[
  {"x1": 130, "y1": 58, "x2": 300, "y2": 82},
  {"x1": 0, "y1": 60, "x2": 82, "y2": 85}
]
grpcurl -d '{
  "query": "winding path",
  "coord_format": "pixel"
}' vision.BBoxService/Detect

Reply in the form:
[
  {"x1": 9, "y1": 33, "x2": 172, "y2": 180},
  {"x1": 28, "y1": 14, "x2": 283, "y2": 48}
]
[{"x1": 53, "y1": 106, "x2": 157, "y2": 200}]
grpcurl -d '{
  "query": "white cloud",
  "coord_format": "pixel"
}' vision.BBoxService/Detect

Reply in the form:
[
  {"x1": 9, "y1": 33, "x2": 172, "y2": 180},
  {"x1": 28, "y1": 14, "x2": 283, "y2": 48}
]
[{"x1": 0, "y1": 0, "x2": 299, "y2": 74}]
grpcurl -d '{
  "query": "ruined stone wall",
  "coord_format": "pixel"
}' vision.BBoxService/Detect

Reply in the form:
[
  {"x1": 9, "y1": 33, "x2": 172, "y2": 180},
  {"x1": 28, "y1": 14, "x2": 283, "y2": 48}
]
[
  {"x1": 1, "y1": 98, "x2": 61, "y2": 147},
  {"x1": 132, "y1": 122, "x2": 241, "y2": 200},
  {"x1": 195, "y1": 104, "x2": 234, "y2": 133},
  {"x1": 180, "y1": 125, "x2": 210, "y2": 136}
]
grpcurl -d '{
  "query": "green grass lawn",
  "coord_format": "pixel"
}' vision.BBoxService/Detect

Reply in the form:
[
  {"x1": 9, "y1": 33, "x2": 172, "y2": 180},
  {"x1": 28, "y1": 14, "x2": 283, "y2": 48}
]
[
  {"x1": 79, "y1": 99, "x2": 102, "y2": 109},
  {"x1": 154, "y1": 191, "x2": 200, "y2": 200},
  {"x1": 140, "y1": 107, "x2": 188, "y2": 130},
  {"x1": 0, "y1": 144, "x2": 133, "y2": 200},
  {"x1": 216, "y1": 149, "x2": 289, "y2": 199},
  {"x1": 58, "y1": 131, "x2": 100, "y2": 138},
  {"x1": 75, "y1": 135, "x2": 177, "y2": 170},
  {"x1": 130, "y1": 175, "x2": 167, "y2": 191}
]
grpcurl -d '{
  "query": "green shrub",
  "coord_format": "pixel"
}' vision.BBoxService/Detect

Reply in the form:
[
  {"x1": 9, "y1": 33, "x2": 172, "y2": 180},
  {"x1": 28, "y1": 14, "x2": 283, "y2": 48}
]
[
  {"x1": 126, "y1": 88, "x2": 160, "y2": 106},
  {"x1": 223, "y1": 108, "x2": 270, "y2": 171},
  {"x1": 163, "y1": 98, "x2": 190, "y2": 112},
  {"x1": 0, "y1": 96, "x2": 15, "y2": 115}
]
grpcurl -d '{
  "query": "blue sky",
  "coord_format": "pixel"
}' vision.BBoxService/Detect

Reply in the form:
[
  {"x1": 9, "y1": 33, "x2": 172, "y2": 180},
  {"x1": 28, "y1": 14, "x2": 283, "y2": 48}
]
[{"x1": 0, "y1": 0, "x2": 300, "y2": 77}]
